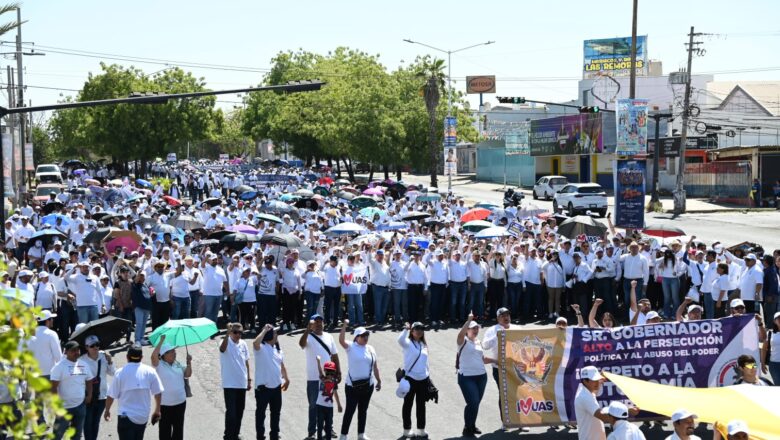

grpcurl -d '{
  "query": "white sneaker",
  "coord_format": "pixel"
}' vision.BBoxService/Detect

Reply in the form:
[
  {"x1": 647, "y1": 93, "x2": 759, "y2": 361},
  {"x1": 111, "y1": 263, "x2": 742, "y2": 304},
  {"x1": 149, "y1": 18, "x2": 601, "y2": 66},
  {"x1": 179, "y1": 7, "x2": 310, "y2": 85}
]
[
  {"x1": 358, "y1": 434, "x2": 370, "y2": 440},
  {"x1": 290, "y1": 323, "x2": 297, "y2": 330},
  {"x1": 415, "y1": 429, "x2": 429, "y2": 438},
  {"x1": 402, "y1": 429, "x2": 413, "y2": 438},
  {"x1": 338, "y1": 435, "x2": 348, "y2": 440}
]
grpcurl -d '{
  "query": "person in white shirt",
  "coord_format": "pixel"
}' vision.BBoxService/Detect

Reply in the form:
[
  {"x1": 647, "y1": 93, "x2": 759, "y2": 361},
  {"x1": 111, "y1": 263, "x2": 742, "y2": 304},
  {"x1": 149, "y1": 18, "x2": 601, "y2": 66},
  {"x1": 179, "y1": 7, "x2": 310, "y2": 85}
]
[
  {"x1": 252, "y1": 324, "x2": 290, "y2": 440},
  {"x1": 280, "y1": 257, "x2": 303, "y2": 332},
  {"x1": 737, "y1": 254, "x2": 763, "y2": 314},
  {"x1": 466, "y1": 253, "x2": 488, "y2": 320},
  {"x1": 257, "y1": 256, "x2": 280, "y2": 328},
  {"x1": 104, "y1": 345, "x2": 164, "y2": 439},
  {"x1": 602, "y1": 401, "x2": 644, "y2": 440},
  {"x1": 219, "y1": 322, "x2": 251, "y2": 440},
  {"x1": 302, "y1": 260, "x2": 324, "y2": 323},
  {"x1": 656, "y1": 249, "x2": 688, "y2": 319},
  {"x1": 397, "y1": 322, "x2": 430, "y2": 439},
  {"x1": 337, "y1": 323, "x2": 381, "y2": 440},
  {"x1": 481, "y1": 306, "x2": 516, "y2": 416},
  {"x1": 232, "y1": 266, "x2": 258, "y2": 333},
  {"x1": 201, "y1": 254, "x2": 228, "y2": 325},
  {"x1": 28, "y1": 310, "x2": 62, "y2": 379},
  {"x1": 571, "y1": 252, "x2": 595, "y2": 318},
  {"x1": 67, "y1": 261, "x2": 104, "y2": 323},
  {"x1": 404, "y1": 252, "x2": 427, "y2": 323},
  {"x1": 34, "y1": 272, "x2": 58, "y2": 312},
  {"x1": 591, "y1": 247, "x2": 617, "y2": 317},
  {"x1": 427, "y1": 250, "x2": 450, "y2": 327},
  {"x1": 151, "y1": 335, "x2": 192, "y2": 440},
  {"x1": 322, "y1": 255, "x2": 343, "y2": 328},
  {"x1": 665, "y1": 409, "x2": 701, "y2": 440},
  {"x1": 574, "y1": 366, "x2": 610, "y2": 440},
  {"x1": 449, "y1": 250, "x2": 469, "y2": 324},
  {"x1": 51, "y1": 341, "x2": 95, "y2": 440},
  {"x1": 369, "y1": 249, "x2": 392, "y2": 327},
  {"x1": 523, "y1": 248, "x2": 544, "y2": 321},
  {"x1": 147, "y1": 261, "x2": 171, "y2": 331},
  {"x1": 298, "y1": 314, "x2": 341, "y2": 439},
  {"x1": 80, "y1": 335, "x2": 115, "y2": 440},
  {"x1": 456, "y1": 313, "x2": 487, "y2": 437}
]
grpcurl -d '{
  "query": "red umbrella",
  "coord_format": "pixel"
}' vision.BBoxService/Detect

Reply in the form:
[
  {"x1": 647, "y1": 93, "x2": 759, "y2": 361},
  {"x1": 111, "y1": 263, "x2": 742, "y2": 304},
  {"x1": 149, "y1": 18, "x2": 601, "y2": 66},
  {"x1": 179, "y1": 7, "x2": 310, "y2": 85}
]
[
  {"x1": 163, "y1": 195, "x2": 182, "y2": 207},
  {"x1": 460, "y1": 208, "x2": 491, "y2": 223},
  {"x1": 641, "y1": 224, "x2": 686, "y2": 238},
  {"x1": 318, "y1": 176, "x2": 334, "y2": 185}
]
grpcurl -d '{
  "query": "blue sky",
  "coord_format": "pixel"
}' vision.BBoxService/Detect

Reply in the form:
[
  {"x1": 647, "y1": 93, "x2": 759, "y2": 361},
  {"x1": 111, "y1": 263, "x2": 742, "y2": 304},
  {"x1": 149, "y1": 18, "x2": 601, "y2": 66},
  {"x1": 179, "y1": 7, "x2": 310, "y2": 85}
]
[{"x1": 8, "y1": 0, "x2": 780, "y2": 117}]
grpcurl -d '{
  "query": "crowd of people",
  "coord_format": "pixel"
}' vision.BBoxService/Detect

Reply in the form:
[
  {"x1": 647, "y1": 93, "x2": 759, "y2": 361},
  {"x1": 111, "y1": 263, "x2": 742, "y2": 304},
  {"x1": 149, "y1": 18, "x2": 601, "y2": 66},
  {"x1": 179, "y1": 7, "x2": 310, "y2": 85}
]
[{"x1": 0, "y1": 158, "x2": 777, "y2": 440}]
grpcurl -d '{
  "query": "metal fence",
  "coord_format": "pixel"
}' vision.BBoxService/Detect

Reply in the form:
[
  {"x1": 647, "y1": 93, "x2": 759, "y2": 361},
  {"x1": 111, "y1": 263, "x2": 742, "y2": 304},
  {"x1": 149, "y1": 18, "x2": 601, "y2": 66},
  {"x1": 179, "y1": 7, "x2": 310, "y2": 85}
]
[{"x1": 684, "y1": 160, "x2": 752, "y2": 203}]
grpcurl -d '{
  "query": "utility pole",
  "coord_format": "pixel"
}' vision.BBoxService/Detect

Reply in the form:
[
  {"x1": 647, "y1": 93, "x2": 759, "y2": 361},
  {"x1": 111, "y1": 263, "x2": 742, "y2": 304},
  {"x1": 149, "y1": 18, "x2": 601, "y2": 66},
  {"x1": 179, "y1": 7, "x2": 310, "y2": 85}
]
[
  {"x1": 649, "y1": 112, "x2": 672, "y2": 207},
  {"x1": 7, "y1": 66, "x2": 16, "y2": 203},
  {"x1": 674, "y1": 26, "x2": 705, "y2": 214},
  {"x1": 15, "y1": 7, "x2": 25, "y2": 192},
  {"x1": 629, "y1": 0, "x2": 638, "y2": 99}
]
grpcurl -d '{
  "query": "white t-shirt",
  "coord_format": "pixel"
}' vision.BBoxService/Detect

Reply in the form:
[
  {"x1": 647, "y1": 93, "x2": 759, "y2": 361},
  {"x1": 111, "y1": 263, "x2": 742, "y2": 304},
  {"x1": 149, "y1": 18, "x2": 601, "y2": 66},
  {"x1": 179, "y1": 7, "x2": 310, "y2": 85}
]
[
  {"x1": 50, "y1": 358, "x2": 95, "y2": 409},
  {"x1": 304, "y1": 332, "x2": 338, "y2": 382},
  {"x1": 608, "y1": 420, "x2": 646, "y2": 440},
  {"x1": 344, "y1": 342, "x2": 376, "y2": 387},
  {"x1": 574, "y1": 384, "x2": 605, "y2": 440},
  {"x1": 220, "y1": 338, "x2": 250, "y2": 389},
  {"x1": 253, "y1": 343, "x2": 284, "y2": 388},
  {"x1": 628, "y1": 309, "x2": 649, "y2": 326},
  {"x1": 738, "y1": 265, "x2": 764, "y2": 300},
  {"x1": 107, "y1": 362, "x2": 164, "y2": 425},
  {"x1": 80, "y1": 352, "x2": 115, "y2": 400},
  {"x1": 397, "y1": 329, "x2": 429, "y2": 381},
  {"x1": 156, "y1": 361, "x2": 186, "y2": 406},
  {"x1": 458, "y1": 338, "x2": 486, "y2": 376}
]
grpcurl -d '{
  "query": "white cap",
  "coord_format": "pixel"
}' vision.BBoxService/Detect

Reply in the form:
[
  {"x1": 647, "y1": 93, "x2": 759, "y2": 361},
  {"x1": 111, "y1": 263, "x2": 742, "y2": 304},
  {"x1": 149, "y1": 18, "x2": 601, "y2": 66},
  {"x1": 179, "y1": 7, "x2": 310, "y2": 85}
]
[
  {"x1": 600, "y1": 401, "x2": 629, "y2": 419},
  {"x1": 580, "y1": 366, "x2": 604, "y2": 381},
  {"x1": 38, "y1": 272, "x2": 50, "y2": 278},
  {"x1": 744, "y1": 253, "x2": 757, "y2": 260},
  {"x1": 352, "y1": 327, "x2": 369, "y2": 337},
  {"x1": 727, "y1": 420, "x2": 749, "y2": 435},
  {"x1": 774, "y1": 311, "x2": 780, "y2": 321},
  {"x1": 85, "y1": 335, "x2": 100, "y2": 346},
  {"x1": 160, "y1": 344, "x2": 175, "y2": 356},
  {"x1": 730, "y1": 298, "x2": 745, "y2": 309},
  {"x1": 687, "y1": 304, "x2": 703, "y2": 314},
  {"x1": 396, "y1": 377, "x2": 410, "y2": 398},
  {"x1": 38, "y1": 310, "x2": 57, "y2": 321},
  {"x1": 671, "y1": 408, "x2": 697, "y2": 423},
  {"x1": 645, "y1": 311, "x2": 661, "y2": 320},
  {"x1": 555, "y1": 316, "x2": 568, "y2": 324},
  {"x1": 468, "y1": 321, "x2": 480, "y2": 329},
  {"x1": 17, "y1": 269, "x2": 33, "y2": 277}
]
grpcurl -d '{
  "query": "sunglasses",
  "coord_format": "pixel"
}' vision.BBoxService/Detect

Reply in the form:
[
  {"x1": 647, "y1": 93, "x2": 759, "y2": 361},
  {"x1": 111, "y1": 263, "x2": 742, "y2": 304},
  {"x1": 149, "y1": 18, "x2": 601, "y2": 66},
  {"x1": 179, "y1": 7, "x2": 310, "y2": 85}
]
[
  {"x1": 734, "y1": 306, "x2": 746, "y2": 310},
  {"x1": 231, "y1": 330, "x2": 242, "y2": 335},
  {"x1": 743, "y1": 363, "x2": 757, "y2": 370},
  {"x1": 88, "y1": 344, "x2": 99, "y2": 348}
]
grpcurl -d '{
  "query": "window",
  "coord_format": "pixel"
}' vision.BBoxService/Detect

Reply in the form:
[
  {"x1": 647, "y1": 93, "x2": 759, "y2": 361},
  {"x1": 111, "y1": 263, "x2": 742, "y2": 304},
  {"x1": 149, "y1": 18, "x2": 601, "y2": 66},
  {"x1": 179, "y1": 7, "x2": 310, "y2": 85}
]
[
  {"x1": 576, "y1": 185, "x2": 604, "y2": 194},
  {"x1": 550, "y1": 178, "x2": 568, "y2": 186}
]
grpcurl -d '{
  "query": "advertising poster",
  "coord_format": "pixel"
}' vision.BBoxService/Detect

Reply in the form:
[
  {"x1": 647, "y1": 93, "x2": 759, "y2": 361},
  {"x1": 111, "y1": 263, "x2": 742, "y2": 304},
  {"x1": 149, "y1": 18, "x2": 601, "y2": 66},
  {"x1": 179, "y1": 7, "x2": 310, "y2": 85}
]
[
  {"x1": 444, "y1": 116, "x2": 457, "y2": 147},
  {"x1": 499, "y1": 316, "x2": 760, "y2": 426},
  {"x1": 583, "y1": 36, "x2": 648, "y2": 79},
  {"x1": 24, "y1": 143, "x2": 34, "y2": 171},
  {"x1": 505, "y1": 122, "x2": 530, "y2": 156},
  {"x1": 616, "y1": 98, "x2": 649, "y2": 156},
  {"x1": 166, "y1": 153, "x2": 177, "y2": 162},
  {"x1": 529, "y1": 114, "x2": 602, "y2": 157},
  {"x1": 614, "y1": 159, "x2": 646, "y2": 229},
  {"x1": 2, "y1": 133, "x2": 13, "y2": 197}
]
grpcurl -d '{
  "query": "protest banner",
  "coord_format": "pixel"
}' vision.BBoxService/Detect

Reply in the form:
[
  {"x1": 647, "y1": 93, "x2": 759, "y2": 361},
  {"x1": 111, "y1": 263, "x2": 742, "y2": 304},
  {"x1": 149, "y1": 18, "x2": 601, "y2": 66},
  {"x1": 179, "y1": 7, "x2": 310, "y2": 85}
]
[
  {"x1": 498, "y1": 315, "x2": 760, "y2": 427},
  {"x1": 507, "y1": 221, "x2": 525, "y2": 236}
]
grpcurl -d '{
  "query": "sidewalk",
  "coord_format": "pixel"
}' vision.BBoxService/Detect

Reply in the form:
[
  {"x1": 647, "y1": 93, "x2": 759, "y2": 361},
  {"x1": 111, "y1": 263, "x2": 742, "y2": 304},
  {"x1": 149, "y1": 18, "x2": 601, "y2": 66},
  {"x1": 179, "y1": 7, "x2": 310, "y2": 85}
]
[{"x1": 359, "y1": 172, "x2": 775, "y2": 215}]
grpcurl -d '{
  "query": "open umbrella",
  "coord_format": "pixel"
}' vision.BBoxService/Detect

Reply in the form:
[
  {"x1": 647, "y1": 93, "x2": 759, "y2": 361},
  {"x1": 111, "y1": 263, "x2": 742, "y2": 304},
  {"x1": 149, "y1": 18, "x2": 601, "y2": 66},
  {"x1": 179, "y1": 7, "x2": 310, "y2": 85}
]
[
  {"x1": 475, "y1": 226, "x2": 512, "y2": 239},
  {"x1": 41, "y1": 213, "x2": 71, "y2": 227},
  {"x1": 234, "y1": 185, "x2": 254, "y2": 194},
  {"x1": 84, "y1": 178, "x2": 100, "y2": 186},
  {"x1": 162, "y1": 195, "x2": 182, "y2": 207},
  {"x1": 460, "y1": 208, "x2": 491, "y2": 223},
  {"x1": 239, "y1": 191, "x2": 259, "y2": 201},
  {"x1": 556, "y1": 215, "x2": 607, "y2": 239},
  {"x1": 134, "y1": 216, "x2": 157, "y2": 229},
  {"x1": 152, "y1": 223, "x2": 179, "y2": 236},
  {"x1": 359, "y1": 207, "x2": 385, "y2": 219},
  {"x1": 516, "y1": 202, "x2": 549, "y2": 218},
  {"x1": 350, "y1": 196, "x2": 378, "y2": 209},
  {"x1": 201, "y1": 198, "x2": 222, "y2": 207},
  {"x1": 168, "y1": 215, "x2": 204, "y2": 231},
  {"x1": 125, "y1": 194, "x2": 145, "y2": 204},
  {"x1": 313, "y1": 186, "x2": 330, "y2": 197},
  {"x1": 335, "y1": 178, "x2": 351, "y2": 185},
  {"x1": 326, "y1": 222, "x2": 368, "y2": 236},
  {"x1": 104, "y1": 230, "x2": 143, "y2": 254},
  {"x1": 318, "y1": 177, "x2": 334, "y2": 185},
  {"x1": 418, "y1": 192, "x2": 442, "y2": 203},
  {"x1": 641, "y1": 224, "x2": 686, "y2": 238},
  {"x1": 259, "y1": 233, "x2": 303, "y2": 248},
  {"x1": 294, "y1": 198, "x2": 320, "y2": 210},
  {"x1": 73, "y1": 169, "x2": 86, "y2": 175},
  {"x1": 402, "y1": 211, "x2": 431, "y2": 221},
  {"x1": 256, "y1": 213, "x2": 282, "y2": 224},
  {"x1": 336, "y1": 191, "x2": 356, "y2": 201},
  {"x1": 219, "y1": 232, "x2": 259, "y2": 250},
  {"x1": 30, "y1": 229, "x2": 68, "y2": 247},
  {"x1": 400, "y1": 236, "x2": 430, "y2": 249},
  {"x1": 279, "y1": 193, "x2": 299, "y2": 202},
  {"x1": 63, "y1": 159, "x2": 85, "y2": 168},
  {"x1": 261, "y1": 201, "x2": 300, "y2": 220},
  {"x1": 69, "y1": 316, "x2": 132, "y2": 348},
  {"x1": 339, "y1": 186, "x2": 361, "y2": 195},
  {"x1": 84, "y1": 227, "x2": 122, "y2": 245},
  {"x1": 474, "y1": 202, "x2": 501, "y2": 210},
  {"x1": 135, "y1": 178, "x2": 153, "y2": 189},
  {"x1": 41, "y1": 202, "x2": 64, "y2": 215},
  {"x1": 148, "y1": 318, "x2": 218, "y2": 348},
  {"x1": 229, "y1": 224, "x2": 259, "y2": 235},
  {"x1": 207, "y1": 230, "x2": 234, "y2": 240},
  {"x1": 266, "y1": 245, "x2": 316, "y2": 265},
  {"x1": 377, "y1": 220, "x2": 406, "y2": 231},
  {"x1": 1, "y1": 287, "x2": 33, "y2": 306},
  {"x1": 462, "y1": 220, "x2": 494, "y2": 232},
  {"x1": 294, "y1": 188, "x2": 314, "y2": 197},
  {"x1": 362, "y1": 187, "x2": 384, "y2": 196}
]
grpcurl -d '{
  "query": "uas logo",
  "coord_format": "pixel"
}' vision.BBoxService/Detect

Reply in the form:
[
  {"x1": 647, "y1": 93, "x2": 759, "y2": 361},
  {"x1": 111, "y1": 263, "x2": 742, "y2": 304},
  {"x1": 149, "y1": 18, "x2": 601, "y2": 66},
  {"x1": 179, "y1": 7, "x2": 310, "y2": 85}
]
[
  {"x1": 509, "y1": 336, "x2": 553, "y2": 388},
  {"x1": 516, "y1": 397, "x2": 554, "y2": 416}
]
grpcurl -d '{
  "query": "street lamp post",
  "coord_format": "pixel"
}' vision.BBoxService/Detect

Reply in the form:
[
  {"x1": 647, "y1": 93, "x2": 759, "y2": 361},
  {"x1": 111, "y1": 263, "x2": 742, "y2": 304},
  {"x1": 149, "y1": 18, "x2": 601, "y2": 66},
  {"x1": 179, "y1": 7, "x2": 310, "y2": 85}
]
[{"x1": 403, "y1": 38, "x2": 494, "y2": 192}]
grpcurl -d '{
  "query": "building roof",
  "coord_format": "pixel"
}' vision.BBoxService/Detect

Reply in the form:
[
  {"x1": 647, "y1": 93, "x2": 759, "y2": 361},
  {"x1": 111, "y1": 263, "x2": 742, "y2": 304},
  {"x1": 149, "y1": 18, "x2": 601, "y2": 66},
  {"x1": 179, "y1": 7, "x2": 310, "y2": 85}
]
[{"x1": 706, "y1": 81, "x2": 780, "y2": 116}]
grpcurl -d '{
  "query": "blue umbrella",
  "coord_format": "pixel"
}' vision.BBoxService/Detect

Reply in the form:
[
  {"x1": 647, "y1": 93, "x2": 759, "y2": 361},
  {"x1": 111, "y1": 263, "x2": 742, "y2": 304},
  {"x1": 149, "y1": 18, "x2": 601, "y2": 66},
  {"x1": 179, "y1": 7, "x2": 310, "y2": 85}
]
[
  {"x1": 359, "y1": 207, "x2": 386, "y2": 218},
  {"x1": 400, "y1": 236, "x2": 430, "y2": 249},
  {"x1": 31, "y1": 229, "x2": 68, "y2": 241},
  {"x1": 126, "y1": 194, "x2": 146, "y2": 203},
  {"x1": 279, "y1": 193, "x2": 299, "y2": 202},
  {"x1": 73, "y1": 169, "x2": 86, "y2": 175},
  {"x1": 41, "y1": 213, "x2": 71, "y2": 227},
  {"x1": 2, "y1": 287, "x2": 33, "y2": 306},
  {"x1": 377, "y1": 221, "x2": 406, "y2": 231},
  {"x1": 239, "y1": 191, "x2": 259, "y2": 201},
  {"x1": 135, "y1": 178, "x2": 153, "y2": 189},
  {"x1": 326, "y1": 222, "x2": 367, "y2": 235}
]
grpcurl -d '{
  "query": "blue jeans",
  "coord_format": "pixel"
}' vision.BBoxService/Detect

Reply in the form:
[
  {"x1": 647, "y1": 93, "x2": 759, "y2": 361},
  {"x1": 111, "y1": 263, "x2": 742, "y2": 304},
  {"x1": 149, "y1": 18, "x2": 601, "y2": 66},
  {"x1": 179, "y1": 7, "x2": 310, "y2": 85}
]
[
  {"x1": 346, "y1": 294, "x2": 364, "y2": 325},
  {"x1": 134, "y1": 308, "x2": 150, "y2": 343},
  {"x1": 307, "y1": 380, "x2": 319, "y2": 435},
  {"x1": 703, "y1": 291, "x2": 715, "y2": 320},
  {"x1": 623, "y1": 278, "x2": 645, "y2": 305},
  {"x1": 371, "y1": 285, "x2": 390, "y2": 325},
  {"x1": 593, "y1": 277, "x2": 616, "y2": 315},
  {"x1": 661, "y1": 277, "x2": 681, "y2": 318},
  {"x1": 55, "y1": 402, "x2": 86, "y2": 440},
  {"x1": 450, "y1": 281, "x2": 467, "y2": 322},
  {"x1": 523, "y1": 282, "x2": 542, "y2": 320},
  {"x1": 769, "y1": 361, "x2": 780, "y2": 386},
  {"x1": 305, "y1": 291, "x2": 320, "y2": 322},
  {"x1": 316, "y1": 405, "x2": 333, "y2": 440},
  {"x1": 77, "y1": 305, "x2": 99, "y2": 324},
  {"x1": 468, "y1": 282, "x2": 486, "y2": 319},
  {"x1": 173, "y1": 296, "x2": 191, "y2": 320},
  {"x1": 391, "y1": 288, "x2": 407, "y2": 322},
  {"x1": 506, "y1": 282, "x2": 522, "y2": 317},
  {"x1": 257, "y1": 294, "x2": 277, "y2": 328},
  {"x1": 457, "y1": 373, "x2": 487, "y2": 431},
  {"x1": 323, "y1": 286, "x2": 342, "y2": 326},
  {"x1": 202, "y1": 295, "x2": 221, "y2": 324},
  {"x1": 407, "y1": 284, "x2": 424, "y2": 323},
  {"x1": 83, "y1": 399, "x2": 105, "y2": 440},
  {"x1": 188, "y1": 290, "x2": 201, "y2": 319},
  {"x1": 429, "y1": 283, "x2": 447, "y2": 323}
]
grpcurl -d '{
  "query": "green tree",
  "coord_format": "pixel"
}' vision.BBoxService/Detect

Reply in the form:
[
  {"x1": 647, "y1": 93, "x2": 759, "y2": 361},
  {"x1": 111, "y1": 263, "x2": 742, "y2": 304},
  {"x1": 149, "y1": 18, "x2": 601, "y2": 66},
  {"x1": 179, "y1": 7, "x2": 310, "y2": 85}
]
[
  {"x1": 417, "y1": 57, "x2": 446, "y2": 188},
  {"x1": 31, "y1": 123, "x2": 56, "y2": 164},
  {"x1": 0, "y1": 3, "x2": 23, "y2": 37}
]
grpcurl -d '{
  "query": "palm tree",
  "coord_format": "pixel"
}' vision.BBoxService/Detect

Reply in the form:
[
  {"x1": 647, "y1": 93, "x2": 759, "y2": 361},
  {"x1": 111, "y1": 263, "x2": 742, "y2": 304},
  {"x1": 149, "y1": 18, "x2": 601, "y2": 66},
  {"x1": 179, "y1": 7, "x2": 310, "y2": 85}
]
[
  {"x1": 416, "y1": 57, "x2": 446, "y2": 188},
  {"x1": 0, "y1": 3, "x2": 23, "y2": 38}
]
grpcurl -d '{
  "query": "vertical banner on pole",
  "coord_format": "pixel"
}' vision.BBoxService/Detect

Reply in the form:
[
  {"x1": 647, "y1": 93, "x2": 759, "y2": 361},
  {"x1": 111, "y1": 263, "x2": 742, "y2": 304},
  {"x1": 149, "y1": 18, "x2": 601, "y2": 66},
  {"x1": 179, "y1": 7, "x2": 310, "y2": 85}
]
[
  {"x1": 616, "y1": 98, "x2": 649, "y2": 156},
  {"x1": 2, "y1": 134, "x2": 14, "y2": 197},
  {"x1": 614, "y1": 159, "x2": 646, "y2": 229},
  {"x1": 24, "y1": 143, "x2": 34, "y2": 171},
  {"x1": 443, "y1": 116, "x2": 457, "y2": 176}
]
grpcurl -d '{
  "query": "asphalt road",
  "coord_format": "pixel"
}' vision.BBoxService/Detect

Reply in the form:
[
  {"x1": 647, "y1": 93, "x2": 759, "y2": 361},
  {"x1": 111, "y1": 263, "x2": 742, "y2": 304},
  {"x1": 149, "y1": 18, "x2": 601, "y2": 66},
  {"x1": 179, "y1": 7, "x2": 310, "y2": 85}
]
[{"x1": 97, "y1": 324, "x2": 715, "y2": 440}]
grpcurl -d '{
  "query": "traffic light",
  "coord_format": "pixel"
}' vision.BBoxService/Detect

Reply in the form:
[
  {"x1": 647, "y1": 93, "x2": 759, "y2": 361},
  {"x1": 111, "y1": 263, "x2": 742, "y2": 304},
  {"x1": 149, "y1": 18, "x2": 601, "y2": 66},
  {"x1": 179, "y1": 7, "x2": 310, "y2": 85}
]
[
  {"x1": 578, "y1": 106, "x2": 600, "y2": 113},
  {"x1": 497, "y1": 96, "x2": 526, "y2": 104}
]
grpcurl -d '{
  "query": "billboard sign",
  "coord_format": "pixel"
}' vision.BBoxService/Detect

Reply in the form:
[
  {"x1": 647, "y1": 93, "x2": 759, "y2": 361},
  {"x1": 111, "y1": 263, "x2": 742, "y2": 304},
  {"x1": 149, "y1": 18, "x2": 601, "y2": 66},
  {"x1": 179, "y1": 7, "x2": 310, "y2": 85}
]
[
  {"x1": 529, "y1": 113, "x2": 603, "y2": 157},
  {"x1": 466, "y1": 75, "x2": 496, "y2": 94},
  {"x1": 616, "y1": 98, "x2": 649, "y2": 156},
  {"x1": 505, "y1": 121, "x2": 530, "y2": 156},
  {"x1": 614, "y1": 159, "x2": 646, "y2": 229},
  {"x1": 583, "y1": 36, "x2": 648, "y2": 79},
  {"x1": 444, "y1": 116, "x2": 457, "y2": 147},
  {"x1": 648, "y1": 135, "x2": 718, "y2": 158}
]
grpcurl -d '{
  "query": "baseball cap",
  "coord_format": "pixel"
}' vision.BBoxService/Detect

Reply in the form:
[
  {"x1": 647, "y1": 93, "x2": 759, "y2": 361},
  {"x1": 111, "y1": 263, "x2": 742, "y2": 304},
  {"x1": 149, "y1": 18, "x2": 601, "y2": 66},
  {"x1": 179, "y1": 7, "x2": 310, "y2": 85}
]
[
  {"x1": 38, "y1": 272, "x2": 50, "y2": 278},
  {"x1": 323, "y1": 361, "x2": 337, "y2": 371},
  {"x1": 580, "y1": 365, "x2": 604, "y2": 381},
  {"x1": 160, "y1": 344, "x2": 175, "y2": 356},
  {"x1": 687, "y1": 304, "x2": 703, "y2": 314},
  {"x1": 600, "y1": 401, "x2": 629, "y2": 419},
  {"x1": 555, "y1": 316, "x2": 568, "y2": 324},
  {"x1": 730, "y1": 298, "x2": 745, "y2": 309},
  {"x1": 353, "y1": 327, "x2": 369, "y2": 337},
  {"x1": 85, "y1": 335, "x2": 100, "y2": 346},
  {"x1": 645, "y1": 311, "x2": 661, "y2": 321},
  {"x1": 17, "y1": 269, "x2": 33, "y2": 277},
  {"x1": 411, "y1": 322, "x2": 425, "y2": 329},
  {"x1": 774, "y1": 311, "x2": 780, "y2": 321},
  {"x1": 468, "y1": 321, "x2": 480, "y2": 329},
  {"x1": 744, "y1": 253, "x2": 757, "y2": 260},
  {"x1": 38, "y1": 310, "x2": 57, "y2": 321},
  {"x1": 727, "y1": 420, "x2": 749, "y2": 435},
  {"x1": 396, "y1": 377, "x2": 411, "y2": 398},
  {"x1": 64, "y1": 341, "x2": 80, "y2": 351},
  {"x1": 496, "y1": 307, "x2": 511, "y2": 317},
  {"x1": 376, "y1": 249, "x2": 384, "y2": 255},
  {"x1": 671, "y1": 408, "x2": 697, "y2": 423},
  {"x1": 310, "y1": 314, "x2": 324, "y2": 321}
]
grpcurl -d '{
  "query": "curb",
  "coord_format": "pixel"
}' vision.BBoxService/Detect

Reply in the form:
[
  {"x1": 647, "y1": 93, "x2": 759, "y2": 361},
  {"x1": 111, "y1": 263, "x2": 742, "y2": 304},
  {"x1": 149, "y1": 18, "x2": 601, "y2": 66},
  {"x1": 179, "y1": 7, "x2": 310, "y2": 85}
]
[{"x1": 663, "y1": 208, "x2": 776, "y2": 214}]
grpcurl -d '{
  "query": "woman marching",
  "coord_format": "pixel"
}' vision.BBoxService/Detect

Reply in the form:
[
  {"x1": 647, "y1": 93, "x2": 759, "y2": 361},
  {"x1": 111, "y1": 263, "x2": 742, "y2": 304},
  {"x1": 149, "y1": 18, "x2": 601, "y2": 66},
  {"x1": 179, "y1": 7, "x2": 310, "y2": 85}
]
[
  {"x1": 456, "y1": 312, "x2": 488, "y2": 437},
  {"x1": 337, "y1": 319, "x2": 381, "y2": 440},
  {"x1": 151, "y1": 335, "x2": 192, "y2": 440},
  {"x1": 397, "y1": 322, "x2": 431, "y2": 439}
]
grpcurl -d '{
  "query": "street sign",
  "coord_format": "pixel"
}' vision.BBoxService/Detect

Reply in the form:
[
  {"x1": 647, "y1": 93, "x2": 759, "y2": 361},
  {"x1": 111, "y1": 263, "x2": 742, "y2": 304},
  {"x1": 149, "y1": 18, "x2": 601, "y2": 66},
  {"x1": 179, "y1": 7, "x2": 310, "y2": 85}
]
[{"x1": 466, "y1": 75, "x2": 496, "y2": 94}]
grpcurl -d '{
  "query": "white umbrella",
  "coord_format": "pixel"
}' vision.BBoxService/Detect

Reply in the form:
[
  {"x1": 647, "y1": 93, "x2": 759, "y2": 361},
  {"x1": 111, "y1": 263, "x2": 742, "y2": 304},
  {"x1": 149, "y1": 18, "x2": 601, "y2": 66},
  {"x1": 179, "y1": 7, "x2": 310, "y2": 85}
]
[
  {"x1": 475, "y1": 226, "x2": 512, "y2": 239},
  {"x1": 326, "y1": 222, "x2": 368, "y2": 236},
  {"x1": 517, "y1": 202, "x2": 548, "y2": 218}
]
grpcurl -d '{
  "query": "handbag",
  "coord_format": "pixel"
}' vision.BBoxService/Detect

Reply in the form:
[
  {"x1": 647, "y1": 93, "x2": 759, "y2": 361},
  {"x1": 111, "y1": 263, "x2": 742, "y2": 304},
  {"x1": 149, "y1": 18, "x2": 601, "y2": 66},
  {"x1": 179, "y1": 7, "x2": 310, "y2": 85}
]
[
  {"x1": 90, "y1": 356, "x2": 102, "y2": 401},
  {"x1": 395, "y1": 341, "x2": 422, "y2": 382}
]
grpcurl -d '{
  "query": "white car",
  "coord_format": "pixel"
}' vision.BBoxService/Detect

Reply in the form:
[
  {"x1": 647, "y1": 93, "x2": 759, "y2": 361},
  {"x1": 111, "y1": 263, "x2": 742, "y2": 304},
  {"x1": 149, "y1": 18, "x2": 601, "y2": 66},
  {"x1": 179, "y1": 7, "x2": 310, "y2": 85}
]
[
  {"x1": 553, "y1": 183, "x2": 608, "y2": 217},
  {"x1": 533, "y1": 175, "x2": 569, "y2": 200},
  {"x1": 35, "y1": 164, "x2": 63, "y2": 184}
]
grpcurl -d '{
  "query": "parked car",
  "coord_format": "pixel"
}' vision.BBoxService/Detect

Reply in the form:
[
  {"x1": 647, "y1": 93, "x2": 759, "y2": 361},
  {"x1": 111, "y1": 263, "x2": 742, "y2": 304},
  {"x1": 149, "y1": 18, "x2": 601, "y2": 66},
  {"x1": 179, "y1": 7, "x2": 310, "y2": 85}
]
[
  {"x1": 553, "y1": 183, "x2": 608, "y2": 217},
  {"x1": 32, "y1": 183, "x2": 64, "y2": 206},
  {"x1": 533, "y1": 175, "x2": 569, "y2": 200},
  {"x1": 35, "y1": 164, "x2": 63, "y2": 184}
]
